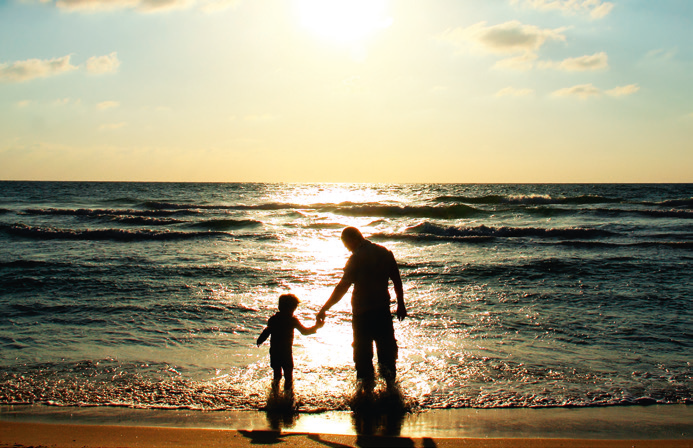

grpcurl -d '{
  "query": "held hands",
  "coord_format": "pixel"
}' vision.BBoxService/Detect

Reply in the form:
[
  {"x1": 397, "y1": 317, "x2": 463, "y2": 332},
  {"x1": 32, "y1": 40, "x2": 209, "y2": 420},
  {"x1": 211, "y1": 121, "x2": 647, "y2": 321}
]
[
  {"x1": 316, "y1": 309, "x2": 326, "y2": 325},
  {"x1": 317, "y1": 303, "x2": 407, "y2": 322}
]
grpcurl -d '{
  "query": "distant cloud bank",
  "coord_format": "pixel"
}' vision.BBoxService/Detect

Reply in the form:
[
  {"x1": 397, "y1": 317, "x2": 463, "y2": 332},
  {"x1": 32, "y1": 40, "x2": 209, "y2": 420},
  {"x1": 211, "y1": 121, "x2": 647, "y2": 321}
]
[
  {"x1": 0, "y1": 53, "x2": 120, "y2": 83},
  {"x1": 540, "y1": 52, "x2": 609, "y2": 71},
  {"x1": 553, "y1": 83, "x2": 640, "y2": 99},
  {"x1": 0, "y1": 55, "x2": 77, "y2": 83},
  {"x1": 510, "y1": 0, "x2": 614, "y2": 19},
  {"x1": 437, "y1": 20, "x2": 567, "y2": 70},
  {"x1": 51, "y1": 0, "x2": 241, "y2": 13}
]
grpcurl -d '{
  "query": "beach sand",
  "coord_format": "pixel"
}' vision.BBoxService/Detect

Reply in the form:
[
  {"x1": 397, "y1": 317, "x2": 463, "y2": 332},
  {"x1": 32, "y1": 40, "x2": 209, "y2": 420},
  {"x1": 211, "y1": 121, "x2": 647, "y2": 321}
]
[
  {"x1": 0, "y1": 421, "x2": 691, "y2": 448},
  {"x1": 1, "y1": 405, "x2": 691, "y2": 447}
]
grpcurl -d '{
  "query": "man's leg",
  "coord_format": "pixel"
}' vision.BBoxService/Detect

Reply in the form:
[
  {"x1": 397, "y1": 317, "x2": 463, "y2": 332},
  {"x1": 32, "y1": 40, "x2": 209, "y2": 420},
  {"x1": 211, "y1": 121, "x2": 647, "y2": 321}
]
[
  {"x1": 352, "y1": 316, "x2": 375, "y2": 384},
  {"x1": 375, "y1": 315, "x2": 398, "y2": 386}
]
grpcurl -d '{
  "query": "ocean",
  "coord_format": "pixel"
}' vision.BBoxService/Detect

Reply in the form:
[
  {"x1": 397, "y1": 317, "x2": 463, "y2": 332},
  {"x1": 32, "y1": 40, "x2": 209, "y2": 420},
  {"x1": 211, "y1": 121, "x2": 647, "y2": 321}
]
[{"x1": 0, "y1": 182, "x2": 691, "y2": 415}]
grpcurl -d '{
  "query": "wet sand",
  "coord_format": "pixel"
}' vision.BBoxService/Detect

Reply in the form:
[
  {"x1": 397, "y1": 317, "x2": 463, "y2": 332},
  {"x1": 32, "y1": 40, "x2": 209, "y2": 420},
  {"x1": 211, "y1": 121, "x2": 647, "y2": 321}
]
[
  {"x1": 0, "y1": 420, "x2": 691, "y2": 448},
  {"x1": 1, "y1": 405, "x2": 691, "y2": 447}
]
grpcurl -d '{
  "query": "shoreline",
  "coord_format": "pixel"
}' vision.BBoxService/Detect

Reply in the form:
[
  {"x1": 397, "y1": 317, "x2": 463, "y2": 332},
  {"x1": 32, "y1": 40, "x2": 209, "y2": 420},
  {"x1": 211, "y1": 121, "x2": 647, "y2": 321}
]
[{"x1": 1, "y1": 404, "x2": 691, "y2": 440}]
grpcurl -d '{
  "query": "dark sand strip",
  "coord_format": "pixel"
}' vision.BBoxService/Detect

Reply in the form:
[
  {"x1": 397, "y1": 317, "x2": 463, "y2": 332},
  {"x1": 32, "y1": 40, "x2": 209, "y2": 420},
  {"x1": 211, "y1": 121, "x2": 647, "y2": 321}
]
[{"x1": 0, "y1": 421, "x2": 691, "y2": 448}]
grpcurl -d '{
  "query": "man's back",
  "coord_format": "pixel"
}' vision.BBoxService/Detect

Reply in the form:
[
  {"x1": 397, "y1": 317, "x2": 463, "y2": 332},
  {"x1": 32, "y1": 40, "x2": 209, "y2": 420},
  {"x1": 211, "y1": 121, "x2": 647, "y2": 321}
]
[{"x1": 344, "y1": 240, "x2": 398, "y2": 315}]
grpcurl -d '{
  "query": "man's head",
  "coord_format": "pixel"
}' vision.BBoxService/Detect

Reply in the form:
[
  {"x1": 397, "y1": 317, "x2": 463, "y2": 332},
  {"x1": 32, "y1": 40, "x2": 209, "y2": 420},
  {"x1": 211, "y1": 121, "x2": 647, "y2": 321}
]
[{"x1": 341, "y1": 227, "x2": 365, "y2": 252}]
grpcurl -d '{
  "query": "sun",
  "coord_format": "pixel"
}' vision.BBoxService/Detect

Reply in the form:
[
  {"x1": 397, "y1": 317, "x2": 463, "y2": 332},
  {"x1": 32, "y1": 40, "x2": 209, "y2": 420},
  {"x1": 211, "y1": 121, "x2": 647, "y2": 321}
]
[{"x1": 296, "y1": 0, "x2": 393, "y2": 45}]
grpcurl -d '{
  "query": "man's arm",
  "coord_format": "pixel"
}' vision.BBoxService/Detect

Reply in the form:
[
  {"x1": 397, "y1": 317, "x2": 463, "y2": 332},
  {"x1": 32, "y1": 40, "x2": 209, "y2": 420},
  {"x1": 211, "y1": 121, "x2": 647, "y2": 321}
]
[
  {"x1": 391, "y1": 255, "x2": 406, "y2": 321},
  {"x1": 317, "y1": 276, "x2": 351, "y2": 323}
]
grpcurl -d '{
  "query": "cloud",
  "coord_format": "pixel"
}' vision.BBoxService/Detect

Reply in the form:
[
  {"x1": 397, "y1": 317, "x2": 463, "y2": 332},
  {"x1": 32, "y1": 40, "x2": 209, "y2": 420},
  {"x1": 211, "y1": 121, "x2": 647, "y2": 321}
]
[
  {"x1": 453, "y1": 20, "x2": 566, "y2": 54},
  {"x1": 97, "y1": 101, "x2": 120, "y2": 110},
  {"x1": 438, "y1": 21, "x2": 566, "y2": 70},
  {"x1": 53, "y1": 0, "x2": 238, "y2": 13},
  {"x1": 552, "y1": 83, "x2": 640, "y2": 99},
  {"x1": 496, "y1": 87, "x2": 534, "y2": 97},
  {"x1": 17, "y1": 100, "x2": 32, "y2": 108},
  {"x1": 86, "y1": 52, "x2": 120, "y2": 74},
  {"x1": 56, "y1": 0, "x2": 190, "y2": 13},
  {"x1": 511, "y1": 0, "x2": 614, "y2": 19},
  {"x1": 552, "y1": 83, "x2": 602, "y2": 99},
  {"x1": 0, "y1": 55, "x2": 77, "y2": 83},
  {"x1": 52, "y1": 98, "x2": 73, "y2": 106},
  {"x1": 605, "y1": 84, "x2": 640, "y2": 97},
  {"x1": 55, "y1": 0, "x2": 140, "y2": 12},
  {"x1": 539, "y1": 51, "x2": 608, "y2": 71},
  {"x1": 0, "y1": 53, "x2": 119, "y2": 83},
  {"x1": 494, "y1": 52, "x2": 538, "y2": 71}
]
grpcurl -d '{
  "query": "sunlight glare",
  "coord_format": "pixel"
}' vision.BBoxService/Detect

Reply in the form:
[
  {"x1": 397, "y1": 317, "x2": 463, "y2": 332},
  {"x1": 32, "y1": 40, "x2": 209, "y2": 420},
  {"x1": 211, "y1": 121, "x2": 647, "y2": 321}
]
[
  {"x1": 278, "y1": 184, "x2": 394, "y2": 206},
  {"x1": 297, "y1": 0, "x2": 393, "y2": 45}
]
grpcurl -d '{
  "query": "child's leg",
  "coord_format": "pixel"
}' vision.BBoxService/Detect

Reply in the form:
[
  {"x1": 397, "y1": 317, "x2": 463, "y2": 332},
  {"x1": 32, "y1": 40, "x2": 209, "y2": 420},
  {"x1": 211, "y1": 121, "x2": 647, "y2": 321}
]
[
  {"x1": 283, "y1": 358, "x2": 294, "y2": 392},
  {"x1": 272, "y1": 367, "x2": 282, "y2": 391},
  {"x1": 284, "y1": 368, "x2": 293, "y2": 392}
]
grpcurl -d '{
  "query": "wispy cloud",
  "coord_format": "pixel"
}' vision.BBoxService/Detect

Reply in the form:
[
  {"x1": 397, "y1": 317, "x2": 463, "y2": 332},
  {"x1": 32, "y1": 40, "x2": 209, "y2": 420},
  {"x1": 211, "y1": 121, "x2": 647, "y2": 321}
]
[
  {"x1": 496, "y1": 87, "x2": 534, "y2": 98},
  {"x1": 97, "y1": 101, "x2": 120, "y2": 110},
  {"x1": 86, "y1": 52, "x2": 120, "y2": 74},
  {"x1": 552, "y1": 83, "x2": 602, "y2": 99},
  {"x1": 553, "y1": 83, "x2": 640, "y2": 99},
  {"x1": 539, "y1": 52, "x2": 608, "y2": 71},
  {"x1": 0, "y1": 55, "x2": 77, "y2": 83},
  {"x1": 437, "y1": 21, "x2": 566, "y2": 70},
  {"x1": 646, "y1": 48, "x2": 677, "y2": 59},
  {"x1": 605, "y1": 84, "x2": 640, "y2": 97},
  {"x1": 52, "y1": 97, "x2": 74, "y2": 106},
  {"x1": 56, "y1": 0, "x2": 189, "y2": 13},
  {"x1": 511, "y1": 0, "x2": 614, "y2": 19},
  {"x1": 52, "y1": 0, "x2": 239, "y2": 13}
]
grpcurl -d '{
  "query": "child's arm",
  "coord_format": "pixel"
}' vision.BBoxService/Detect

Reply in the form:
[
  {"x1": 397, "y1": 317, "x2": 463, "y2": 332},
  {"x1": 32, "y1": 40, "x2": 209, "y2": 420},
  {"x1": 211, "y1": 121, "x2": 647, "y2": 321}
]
[
  {"x1": 295, "y1": 318, "x2": 324, "y2": 335},
  {"x1": 257, "y1": 326, "x2": 271, "y2": 346}
]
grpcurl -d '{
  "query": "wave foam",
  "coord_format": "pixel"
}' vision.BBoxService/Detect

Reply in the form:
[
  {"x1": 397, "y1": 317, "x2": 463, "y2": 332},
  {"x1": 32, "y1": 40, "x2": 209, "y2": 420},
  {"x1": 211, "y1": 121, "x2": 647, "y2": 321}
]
[{"x1": 0, "y1": 224, "x2": 228, "y2": 241}]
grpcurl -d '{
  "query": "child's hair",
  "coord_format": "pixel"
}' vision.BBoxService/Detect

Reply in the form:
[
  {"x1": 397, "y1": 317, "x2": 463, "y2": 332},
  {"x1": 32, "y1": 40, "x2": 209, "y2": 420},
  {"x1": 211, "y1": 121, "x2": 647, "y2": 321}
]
[{"x1": 278, "y1": 293, "x2": 300, "y2": 312}]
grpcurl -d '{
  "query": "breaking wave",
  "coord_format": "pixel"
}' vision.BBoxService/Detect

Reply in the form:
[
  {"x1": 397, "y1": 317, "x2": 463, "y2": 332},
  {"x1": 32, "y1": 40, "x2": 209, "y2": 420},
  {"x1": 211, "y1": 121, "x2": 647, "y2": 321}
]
[
  {"x1": 406, "y1": 222, "x2": 615, "y2": 239},
  {"x1": 0, "y1": 224, "x2": 229, "y2": 241}
]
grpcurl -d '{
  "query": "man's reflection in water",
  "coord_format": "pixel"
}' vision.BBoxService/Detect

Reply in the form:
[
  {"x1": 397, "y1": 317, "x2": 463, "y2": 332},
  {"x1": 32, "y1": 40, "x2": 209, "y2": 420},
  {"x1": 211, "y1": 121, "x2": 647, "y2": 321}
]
[
  {"x1": 350, "y1": 381, "x2": 410, "y2": 437},
  {"x1": 262, "y1": 380, "x2": 415, "y2": 437}
]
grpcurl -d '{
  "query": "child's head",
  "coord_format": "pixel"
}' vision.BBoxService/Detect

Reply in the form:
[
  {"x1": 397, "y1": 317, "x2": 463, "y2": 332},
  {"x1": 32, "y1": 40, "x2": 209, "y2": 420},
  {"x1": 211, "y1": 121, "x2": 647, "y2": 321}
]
[{"x1": 278, "y1": 293, "x2": 300, "y2": 313}]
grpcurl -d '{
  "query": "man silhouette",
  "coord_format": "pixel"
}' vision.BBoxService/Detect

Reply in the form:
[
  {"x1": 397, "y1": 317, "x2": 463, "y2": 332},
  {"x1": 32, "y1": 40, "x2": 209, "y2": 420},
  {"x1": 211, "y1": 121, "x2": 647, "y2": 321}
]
[{"x1": 317, "y1": 227, "x2": 406, "y2": 388}]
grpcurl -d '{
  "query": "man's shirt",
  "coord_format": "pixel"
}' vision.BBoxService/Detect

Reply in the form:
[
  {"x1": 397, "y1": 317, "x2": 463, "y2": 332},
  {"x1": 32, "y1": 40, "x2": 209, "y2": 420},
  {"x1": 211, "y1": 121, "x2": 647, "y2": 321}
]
[{"x1": 343, "y1": 240, "x2": 400, "y2": 316}]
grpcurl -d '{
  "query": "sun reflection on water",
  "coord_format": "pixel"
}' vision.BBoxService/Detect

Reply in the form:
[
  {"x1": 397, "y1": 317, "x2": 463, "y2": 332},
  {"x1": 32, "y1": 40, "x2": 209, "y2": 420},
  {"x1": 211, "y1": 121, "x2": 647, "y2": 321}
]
[{"x1": 274, "y1": 184, "x2": 397, "y2": 206}]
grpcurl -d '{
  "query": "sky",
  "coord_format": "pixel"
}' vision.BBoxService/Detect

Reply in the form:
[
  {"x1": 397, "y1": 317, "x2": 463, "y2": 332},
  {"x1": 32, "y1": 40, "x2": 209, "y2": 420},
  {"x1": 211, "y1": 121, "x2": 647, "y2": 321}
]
[{"x1": 0, "y1": 0, "x2": 691, "y2": 183}]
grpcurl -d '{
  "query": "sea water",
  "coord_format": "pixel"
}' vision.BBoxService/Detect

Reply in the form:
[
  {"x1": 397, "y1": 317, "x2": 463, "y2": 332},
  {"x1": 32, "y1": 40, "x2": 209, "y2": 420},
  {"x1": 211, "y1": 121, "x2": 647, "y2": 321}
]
[{"x1": 0, "y1": 182, "x2": 690, "y2": 412}]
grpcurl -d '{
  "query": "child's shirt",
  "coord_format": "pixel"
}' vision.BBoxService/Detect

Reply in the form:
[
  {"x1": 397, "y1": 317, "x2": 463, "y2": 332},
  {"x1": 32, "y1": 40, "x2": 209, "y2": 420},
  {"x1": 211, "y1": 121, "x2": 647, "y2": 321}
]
[{"x1": 257, "y1": 311, "x2": 315, "y2": 357}]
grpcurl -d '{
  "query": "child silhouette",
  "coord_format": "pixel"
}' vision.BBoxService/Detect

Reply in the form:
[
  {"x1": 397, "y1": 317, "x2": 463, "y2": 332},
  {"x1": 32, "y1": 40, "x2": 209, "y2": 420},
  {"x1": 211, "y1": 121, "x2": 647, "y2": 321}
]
[{"x1": 257, "y1": 294, "x2": 323, "y2": 393}]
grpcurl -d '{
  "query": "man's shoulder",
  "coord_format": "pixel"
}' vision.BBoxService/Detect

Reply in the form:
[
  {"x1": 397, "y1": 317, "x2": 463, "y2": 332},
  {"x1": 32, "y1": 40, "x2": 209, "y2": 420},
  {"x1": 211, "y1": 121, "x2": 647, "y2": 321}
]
[{"x1": 365, "y1": 240, "x2": 394, "y2": 258}]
